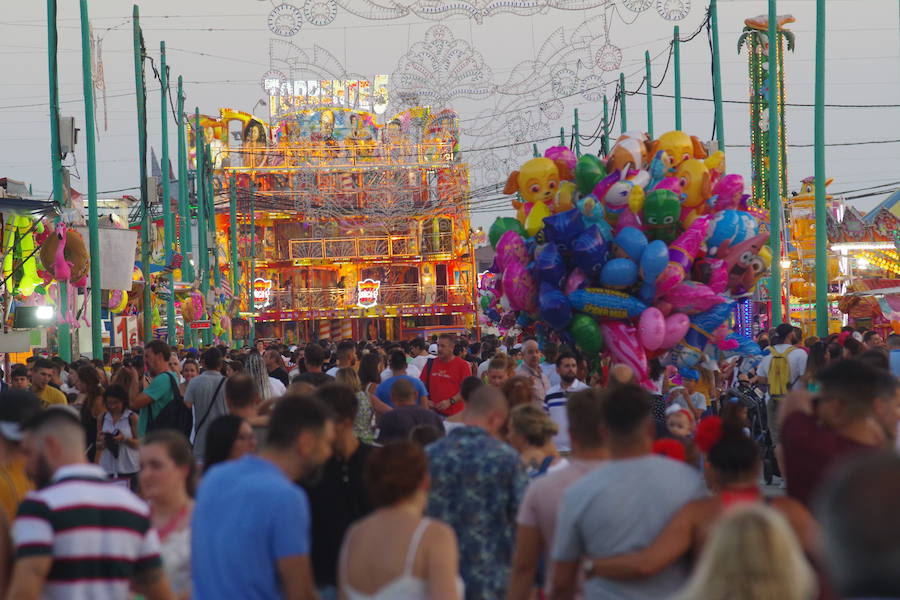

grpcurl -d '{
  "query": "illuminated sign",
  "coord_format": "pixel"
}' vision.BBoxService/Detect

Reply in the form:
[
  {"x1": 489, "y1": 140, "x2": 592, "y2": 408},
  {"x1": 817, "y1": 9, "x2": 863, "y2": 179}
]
[
  {"x1": 356, "y1": 279, "x2": 381, "y2": 308},
  {"x1": 253, "y1": 278, "x2": 273, "y2": 309},
  {"x1": 266, "y1": 75, "x2": 390, "y2": 117}
]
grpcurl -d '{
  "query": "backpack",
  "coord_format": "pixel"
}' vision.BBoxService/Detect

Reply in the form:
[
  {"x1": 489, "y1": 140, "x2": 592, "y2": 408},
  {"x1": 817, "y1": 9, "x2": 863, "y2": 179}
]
[
  {"x1": 767, "y1": 346, "x2": 796, "y2": 397},
  {"x1": 146, "y1": 373, "x2": 193, "y2": 439}
]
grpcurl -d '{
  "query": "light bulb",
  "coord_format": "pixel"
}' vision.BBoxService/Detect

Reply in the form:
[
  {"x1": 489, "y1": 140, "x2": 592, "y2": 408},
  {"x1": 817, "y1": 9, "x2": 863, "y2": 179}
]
[{"x1": 780, "y1": 259, "x2": 791, "y2": 269}]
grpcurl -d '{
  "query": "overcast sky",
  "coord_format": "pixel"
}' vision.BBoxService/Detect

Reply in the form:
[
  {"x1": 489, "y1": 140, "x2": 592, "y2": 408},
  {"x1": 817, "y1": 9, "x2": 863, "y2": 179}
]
[{"x1": 2, "y1": 0, "x2": 899, "y2": 229}]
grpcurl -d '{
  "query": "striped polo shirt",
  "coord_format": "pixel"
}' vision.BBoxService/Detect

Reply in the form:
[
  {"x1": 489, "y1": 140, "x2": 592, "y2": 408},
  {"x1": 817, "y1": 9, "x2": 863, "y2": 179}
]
[
  {"x1": 543, "y1": 379, "x2": 590, "y2": 452},
  {"x1": 12, "y1": 463, "x2": 162, "y2": 599}
]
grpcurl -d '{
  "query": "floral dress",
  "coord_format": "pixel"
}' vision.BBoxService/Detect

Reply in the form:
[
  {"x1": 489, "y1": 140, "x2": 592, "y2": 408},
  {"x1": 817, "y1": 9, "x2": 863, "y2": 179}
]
[{"x1": 354, "y1": 390, "x2": 375, "y2": 443}]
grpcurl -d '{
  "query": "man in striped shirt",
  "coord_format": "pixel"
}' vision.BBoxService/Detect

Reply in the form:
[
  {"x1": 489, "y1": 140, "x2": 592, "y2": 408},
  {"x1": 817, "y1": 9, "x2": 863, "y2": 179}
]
[
  {"x1": 543, "y1": 352, "x2": 590, "y2": 453},
  {"x1": 7, "y1": 408, "x2": 173, "y2": 600}
]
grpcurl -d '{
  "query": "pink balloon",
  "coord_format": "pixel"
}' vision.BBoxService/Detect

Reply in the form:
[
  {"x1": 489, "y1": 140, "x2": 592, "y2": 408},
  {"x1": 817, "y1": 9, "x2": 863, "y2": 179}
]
[
  {"x1": 495, "y1": 230, "x2": 528, "y2": 270},
  {"x1": 544, "y1": 146, "x2": 577, "y2": 170},
  {"x1": 502, "y1": 261, "x2": 537, "y2": 313},
  {"x1": 655, "y1": 216, "x2": 713, "y2": 297},
  {"x1": 613, "y1": 208, "x2": 643, "y2": 234},
  {"x1": 600, "y1": 320, "x2": 651, "y2": 389},
  {"x1": 660, "y1": 281, "x2": 723, "y2": 315},
  {"x1": 653, "y1": 177, "x2": 683, "y2": 194},
  {"x1": 638, "y1": 307, "x2": 666, "y2": 350},
  {"x1": 661, "y1": 313, "x2": 691, "y2": 349},
  {"x1": 564, "y1": 268, "x2": 588, "y2": 295}
]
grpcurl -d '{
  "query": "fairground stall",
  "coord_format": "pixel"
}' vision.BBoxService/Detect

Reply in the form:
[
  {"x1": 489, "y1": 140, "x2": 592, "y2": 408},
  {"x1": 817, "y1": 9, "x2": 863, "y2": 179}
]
[{"x1": 195, "y1": 84, "x2": 477, "y2": 344}]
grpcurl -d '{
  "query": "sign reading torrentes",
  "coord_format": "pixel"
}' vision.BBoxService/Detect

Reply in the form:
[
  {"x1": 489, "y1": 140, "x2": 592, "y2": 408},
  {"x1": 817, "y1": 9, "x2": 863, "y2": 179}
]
[{"x1": 356, "y1": 279, "x2": 381, "y2": 308}]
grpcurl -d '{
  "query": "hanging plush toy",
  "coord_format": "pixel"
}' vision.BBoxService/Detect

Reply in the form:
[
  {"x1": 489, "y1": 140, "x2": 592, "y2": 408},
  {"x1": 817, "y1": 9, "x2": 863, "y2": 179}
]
[{"x1": 39, "y1": 224, "x2": 90, "y2": 327}]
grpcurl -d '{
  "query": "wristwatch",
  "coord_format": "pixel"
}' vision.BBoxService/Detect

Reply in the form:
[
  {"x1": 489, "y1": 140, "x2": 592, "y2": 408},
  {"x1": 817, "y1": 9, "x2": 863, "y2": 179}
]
[{"x1": 583, "y1": 558, "x2": 596, "y2": 578}]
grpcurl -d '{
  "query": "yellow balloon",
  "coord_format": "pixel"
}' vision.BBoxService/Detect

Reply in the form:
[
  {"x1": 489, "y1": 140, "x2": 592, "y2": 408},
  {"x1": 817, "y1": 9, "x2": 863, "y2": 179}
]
[{"x1": 524, "y1": 202, "x2": 551, "y2": 237}]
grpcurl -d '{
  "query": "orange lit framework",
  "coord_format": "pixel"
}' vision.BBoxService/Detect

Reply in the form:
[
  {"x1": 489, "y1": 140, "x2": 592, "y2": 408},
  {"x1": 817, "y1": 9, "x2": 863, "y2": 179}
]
[{"x1": 209, "y1": 106, "x2": 477, "y2": 344}]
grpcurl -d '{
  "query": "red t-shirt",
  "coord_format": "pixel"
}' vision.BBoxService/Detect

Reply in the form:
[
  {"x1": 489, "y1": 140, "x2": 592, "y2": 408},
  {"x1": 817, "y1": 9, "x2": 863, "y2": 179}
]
[
  {"x1": 782, "y1": 411, "x2": 876, "y2": 508},
  {"x1": 421, "y1": 357, "x2": 471, "y2": 417}
]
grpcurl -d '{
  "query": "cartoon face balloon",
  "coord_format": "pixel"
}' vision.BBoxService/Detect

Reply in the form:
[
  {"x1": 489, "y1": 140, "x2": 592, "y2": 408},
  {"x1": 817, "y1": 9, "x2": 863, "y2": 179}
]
[
  {"x1": 503, "y1": 157, "x2": 570, "y2": 214},
  {"x1": 676, "y1": 159, "x2": 712, "y2": 215},
  {"x1": 651, "y1": 130, "x2": 708, "y2": 169},
  {"x1": 643, "y1": 189, "x2": 683, "y2": 244},
  {"x1": 719, "y1": 233, "x2": 770, "y2": 296}
]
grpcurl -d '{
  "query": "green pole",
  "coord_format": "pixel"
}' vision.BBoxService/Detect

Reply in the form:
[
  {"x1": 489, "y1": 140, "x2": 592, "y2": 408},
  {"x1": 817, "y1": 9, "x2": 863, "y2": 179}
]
[
  {"x1": 160, "y1": 42, "x2": 176, "y2": 346},
  {"x1": 602, "y1": 95, "x2": 610, "y2": 155},
  {"x1": 532, "y1": 143, "x2": 539, "y2": 158},
  {"x1": 619, "y1": 72, "x2": 627, "y2": 134},
  {"x1": 79, "y1": 0, "x2": 101, "y2": 358},
  {"x1": 47, "y1": 0, "x2": 70, "y2": 361},
  {"x1": 814, "y1": 0, "x2": 828, "y2": 336},
  {"x1": 767, "y1": 0, "x2": 783, "y2": 326},
  {"x1": 573, "y1": 109, "x2": 581, "y2": 156},
  {"x1": 249, "y1": 180, "x2": 256, "y2": 345},
  {"x1": 207, "y1": 145, "x2": 221, "y2": 291},
  {"x1": 559, "y1": 127, "x2": 565, "y2": 146},
  {"x1": 177, "y1": 76, "x2": 193, "y2": 283},
  {"x1": 645, "y1": 50, "x2": 654, "y2": 139},
  {"x1": 195, "y1": 108, "x2": 209, "y2": 334},
  {"x1": 229, "y1": 175, "x2": 240, "y2": 349},
  {"x1": 710, "y1": 0, "x2": 726, "y2": 150},
  {"x1": 132, "y1": 6, "x2": 151, "y2": 343},
  {"x1": 674, "y1": 25, "x2": 682, "y2": 131}
]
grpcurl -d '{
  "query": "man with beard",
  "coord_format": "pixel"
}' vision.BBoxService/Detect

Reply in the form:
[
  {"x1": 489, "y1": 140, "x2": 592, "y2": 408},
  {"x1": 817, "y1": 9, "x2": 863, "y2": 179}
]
[
  {"x1": 7, "y1": 408, "x2": 174, "y2": 599},
  {"x1": 192, "y1": 394, "x2": 335, "y2": 599},
  {"x1": 544, "y1": 352, "x2": 590, "y2": 453}
]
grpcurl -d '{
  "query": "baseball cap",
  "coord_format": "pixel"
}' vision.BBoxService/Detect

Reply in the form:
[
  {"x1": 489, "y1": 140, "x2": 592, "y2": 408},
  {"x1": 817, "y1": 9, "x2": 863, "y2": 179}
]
[
  {"x1": 428, "y1": 343, "x2": 438, "y2": 355},
  {"x1": 0, "y1": 389, "x2": 42, "y2": 442}
]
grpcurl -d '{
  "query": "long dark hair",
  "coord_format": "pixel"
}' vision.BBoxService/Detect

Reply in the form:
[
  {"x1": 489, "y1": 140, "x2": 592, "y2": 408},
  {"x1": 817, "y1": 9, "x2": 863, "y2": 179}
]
[
  {"x1": 358, "y1": 353, "x2": 382, "y2": 389},
  {"x1": 203, "y1": 415, "x2": 244, "y2": 474},
  {"x1": 142, "y1": 430, "x2": 197, "y2": 497}
]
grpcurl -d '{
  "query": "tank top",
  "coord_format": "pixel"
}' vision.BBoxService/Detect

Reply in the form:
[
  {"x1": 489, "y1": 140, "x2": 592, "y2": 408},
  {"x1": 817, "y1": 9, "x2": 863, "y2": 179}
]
[
  {"x1": 341, "y1": 518, "x2": 463, "y2": 600},
  {"x1": 99, "y1": 410, "x2": 140, "y2": 476}
]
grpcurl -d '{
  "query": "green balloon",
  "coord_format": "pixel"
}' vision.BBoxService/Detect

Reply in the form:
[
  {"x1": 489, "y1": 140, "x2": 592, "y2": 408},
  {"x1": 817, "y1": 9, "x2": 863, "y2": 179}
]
[
  {"x1": 575, "y1": 154, "x2": 607, "y2": 195},
  {"x1": 569, "y1": 313, "x2": 604, "y2": 358},
  {"x1": 489, "y1": 217, "x2": 526, "y2": 249}
]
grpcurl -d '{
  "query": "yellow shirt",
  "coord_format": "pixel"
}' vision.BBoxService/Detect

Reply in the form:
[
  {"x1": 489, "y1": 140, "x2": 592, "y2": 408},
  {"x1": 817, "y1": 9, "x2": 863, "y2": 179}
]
[
  {"x1": 0, "y1": 457, "x2": 33, "y2": 522},
  {"x1": 34, "y1": 385, "x2": 67, "y2": 409}
]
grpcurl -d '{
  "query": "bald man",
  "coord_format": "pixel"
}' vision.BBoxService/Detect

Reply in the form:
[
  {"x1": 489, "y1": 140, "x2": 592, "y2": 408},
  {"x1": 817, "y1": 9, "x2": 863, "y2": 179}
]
[
  {"x1": 516, "y1": 339, "x2": 551, "y2": 403},
  {"x1": 608, "y1": 363, "x2": 635, "y2": 386}
]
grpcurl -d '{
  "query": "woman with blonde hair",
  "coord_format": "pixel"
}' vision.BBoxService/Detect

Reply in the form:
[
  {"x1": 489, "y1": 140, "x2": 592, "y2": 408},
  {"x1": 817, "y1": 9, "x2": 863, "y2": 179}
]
[
  {"x1": 675, "y1": 504, "x2": 816, "y2": 600},
  {"x1": 501, "y1": 376, "x2": 537, "y2": 409},
  {"x1": 507, "y1": 404, "x2": 567, "y2": 478},
  {"x1": 335, "y1": 366, "x2": 375, "y2": 443}
]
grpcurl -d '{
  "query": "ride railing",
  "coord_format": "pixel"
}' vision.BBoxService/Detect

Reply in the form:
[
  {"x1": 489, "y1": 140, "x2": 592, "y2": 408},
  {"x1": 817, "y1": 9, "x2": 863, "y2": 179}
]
[
  {"x1": 262, "y1": 232, "x2": 453, "y2": 261},
  {"x1": 262, "y1": 284, "x2": 472, "y2": 311},
  {"x1": 222, "y1": 142, "x2": 456, "y2": 171}
]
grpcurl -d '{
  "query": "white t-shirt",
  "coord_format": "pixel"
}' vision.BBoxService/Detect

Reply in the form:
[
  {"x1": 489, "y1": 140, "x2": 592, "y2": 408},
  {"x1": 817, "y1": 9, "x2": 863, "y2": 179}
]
[
  {"x1": 268, "y1": 377, "x2": 286, "y2": 398},
  {"x1": 477, "y1": 359, "x2": 491, "y2": 378},
  {"x1": 757, "y1": 344, "x2": 808, "y2": 388},
  {"x1": 325, "y1": 366, "x2": 339, "y2": 377},
  {"x1": 410, "y1": 354, "x2": 431, "y2": 372},
  {"x1": 543, "y1": 379, "x2": 590, "y2": 452},
  {"x1": 380, "y1": 364, "x2": 420, "y2": 382}
]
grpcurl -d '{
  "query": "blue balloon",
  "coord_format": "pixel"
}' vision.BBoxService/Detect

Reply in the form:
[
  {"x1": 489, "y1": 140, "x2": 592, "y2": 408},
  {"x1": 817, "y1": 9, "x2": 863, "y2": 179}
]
[
  {"x1": 538, "y1": 282, "x2": 573, "y2": 331},
  {"x1": 570, "y1": 225, "x2": 609, "y2": 276},
  {"x1": 486, "y1": 308, "x2": 501, "y2": 322},
  {"x1": 640, "y1": 239, "x2": 669, "y2": 282},
  {"x1": 600, "y1": 258, "x2": 639, "y2": 288},
  {"x1": 533, "y1": 242, "x2": 568, "y2": 289},
  {"x1": 614, "y1": 227, "x2": 648, "y2": 262},
  {"x1": 517, "y1": 313, "x2": 535, "y2": 327},
  {"x1": 684, "y1": 300, "x2": 736, "y2": 350},
  {"x1": 707, "y1": 210, "x2": 759, "y2": 256},
  {"x1": 569, "y1": 287, "x2": 647, "y2": 320},
  {"x1": 638, "y1": 282, "x2": 656, "y2": 304},
  {"x1": 543, "y1": 209, "x2": 585, "y2": 252}
]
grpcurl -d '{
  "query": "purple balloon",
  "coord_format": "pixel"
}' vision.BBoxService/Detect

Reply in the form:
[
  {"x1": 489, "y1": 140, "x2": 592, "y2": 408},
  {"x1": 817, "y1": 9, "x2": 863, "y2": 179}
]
[
  {"x1": 570, "y1": 225, "x2": 609, "y2": 277},
  {"x1": 534, "y1": 242, "x2": 567, "y2": 289},
  {"x1": 539, "y1": 282, "x2": 573, "y2": 331},
  {"x1": 503, "y1": 261, "x2": 537, "y2": 313},
  {"x1": 543, "y1": 209, "x2": 585, "y2": 251}
]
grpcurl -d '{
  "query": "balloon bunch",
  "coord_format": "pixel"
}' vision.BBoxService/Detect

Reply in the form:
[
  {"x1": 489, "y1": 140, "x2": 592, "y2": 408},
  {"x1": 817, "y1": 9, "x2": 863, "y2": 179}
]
[{"x1": 480, "y1": 131, "x2": 770, "y2": 388}]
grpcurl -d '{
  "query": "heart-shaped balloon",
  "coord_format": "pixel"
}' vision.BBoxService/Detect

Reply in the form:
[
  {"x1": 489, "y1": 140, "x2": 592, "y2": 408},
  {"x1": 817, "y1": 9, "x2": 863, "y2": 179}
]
[
  {"x1": 638, "y1": 307, "x2": 666, "y2": 351},
  {"x1": 661, "y1": 313, "x2": 691, "y2": 349}
]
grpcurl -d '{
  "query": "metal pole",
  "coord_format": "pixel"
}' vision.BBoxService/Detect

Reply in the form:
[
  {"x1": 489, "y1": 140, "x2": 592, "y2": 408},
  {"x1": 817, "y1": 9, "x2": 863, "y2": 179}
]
[
  {"x1": 79, "y1": 0, "x2": 101, "y2": 358},
  {"x1": 195, "y1": 108, "x2": 209, "y2": 335},
  {"x1": 177, "y1": 76, "x2": 193, "y2": 283},
  {"x1": 602, "y1": 95, "x2": 610, "y2": 155},
  {"x1": 133, "y1": 6, "x2": 151, "y2": 343},
  {"x1": 47, "y1": 0, "x2": 70, "y2": 361},
  {"x1": 249, "y1": 180, "x2": 256, "y2": 345},
  {"x1": 767, "y1": 0, "x2": 783, "y2": 326},
  {"x1": 674, "y1": 25, "x2": 683, "y2": 131},
  {"x1": 532, "y1": 143, "x2": 539, "y2": 158},
  {"x1": 645, "y1": 50, "x2": 654, "y2": 139},
  {"x1": 207, "y1": 144, "x2": 221, "y2": 293},
  {"x1": 619, "y1": 72, "x2": 627, "y2": 134},
  {"x1": 573, "y1": 109, "x2": 581, "y2": 156},
  {"x1": 160, "y1": 42, "x2": 176, "y2": 346},
  {"x1": 814, "y1": 0, "x2": 828, "y2": 336},
  {"x1": 559, "y1": 127, "x2": 565, "y2": 146},
  {"x1": 229, "y1": 175, "x2": 240, "y2": 349},
  {"x1": 710, "y1": 0, "x2": 726, "y2": 150}
]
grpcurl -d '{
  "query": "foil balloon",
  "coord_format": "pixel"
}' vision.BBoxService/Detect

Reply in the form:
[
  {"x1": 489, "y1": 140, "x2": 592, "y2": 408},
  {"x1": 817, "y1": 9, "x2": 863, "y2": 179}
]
[
  {"x1": 570, "y1": 225, "x2": 609, "y2": 277},
  {"x1": 614, "y1": 227, "x2": 648, "y2": 262},
  {"x1": 569, "y1": 313, "x2": 604, "y2": 358},
  {"x1": 543, "y1": 208, "x2": 585, "y2": 252},
  {"x1": 494, "y1": 230, "x2": 529, "y2": 270},
  {"x1": 710, "y1": 173, "x2": 748, "y2": 212},
  {"x1": 652, "y1": 177, "x2": 683, "y2": 194},
  {"x1": 534, "y1": 242, "x2": 567, "y2": 289},
  {"x1": 660, "y1": 281, "x2": 725, "y2": 315},
  {"x1": 489, "y1": 217, "x2": 525, "y2": 249},
  {"x1": 544, "y1": 146, "x2": 577, "y2": 171},
  {"x1": 646, "y1": 150, "x2": 674, "y2": 189},
  {"x1": 564, "y1": 268, "x2": 588, "y2": 295},
  {"x1": 655, "y1": 216, "x2": 712, "y2": 297},
  {"x1": 486, "y1": 308, "x2": 501, "y2": 323},
  {"x1": 594, "y1": 169, "x2": 641, "y2": 227},
  {"x1": 555, "y1": 181, "x2": 577, "y2": 213},
  {"x1": 707, "y1": 210, "x2": 758, "y2": 257},
  {"x1": 503, "y1": 157, "x2": 571, "y2": 225},
  {"x1": 640, "y1": 240, "x2": 669, "y2": 282},
  {"x1": 600, "y1": 258, "x2": 638, "y2": 289},
  {"x1": 600, "y1": 320, "x2": 652, "y2": 389},
  {"x1": 524, "y1": 200, "x2": 551, "y2": 237},
  {"x1": 643, "y1": 189, "x2": 682, "y2": 244},
  {"x1": 681, "y1": 301, "x2": 736, "y2": 356},
  {"x1": 718, "y1": 233, "x2": 770, "y2": 297},
  {"x1": 538, "y1": 282, "x2": 573, "y2": 331},
  {"x1": 692, "y1": 258, "x2": 729, "y2": 294},
  {"x1": 576, "y1": 195, "x2": 613, "y2": 239},
  {"x1": 569, "y1": 288, "x2": 647, "y2": 320},
  {"x1": 638, "y1": 307, "x2": 666, "y2": 350},
  {"x1": 661, "y1": 313, "x2": 690, "y2": 348},
  {"x1": 676, "y1": 159, "x2": 712, "y2": 222},
  {"x1": 502, "y1": 261, "x2": 537, "y2": 313},
  {"x1": 575, "y1": 154, "x2": 607, "y2": 194},
  {"x1": 650, "y1": 130, "x2": 707, "y2": 169}
]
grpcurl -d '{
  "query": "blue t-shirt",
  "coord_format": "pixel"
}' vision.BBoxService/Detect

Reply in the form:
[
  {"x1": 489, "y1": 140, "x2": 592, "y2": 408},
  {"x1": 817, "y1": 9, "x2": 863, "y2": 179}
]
[
  {"x1": 192, "y1": 455, "x2": 311, "y2": 599},
  {"x1": 375, "y1": 374, "x2": 428, "y2": 407},
  {"x1": 891, "y1": 349, "x2": 900, "y2": 379}
]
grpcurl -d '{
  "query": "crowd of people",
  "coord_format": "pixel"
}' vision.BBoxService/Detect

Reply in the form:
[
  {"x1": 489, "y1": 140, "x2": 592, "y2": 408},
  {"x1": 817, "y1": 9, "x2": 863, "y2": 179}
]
[{"x1": 0, "y1": 324, "x2": 897, "y2": 599}]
